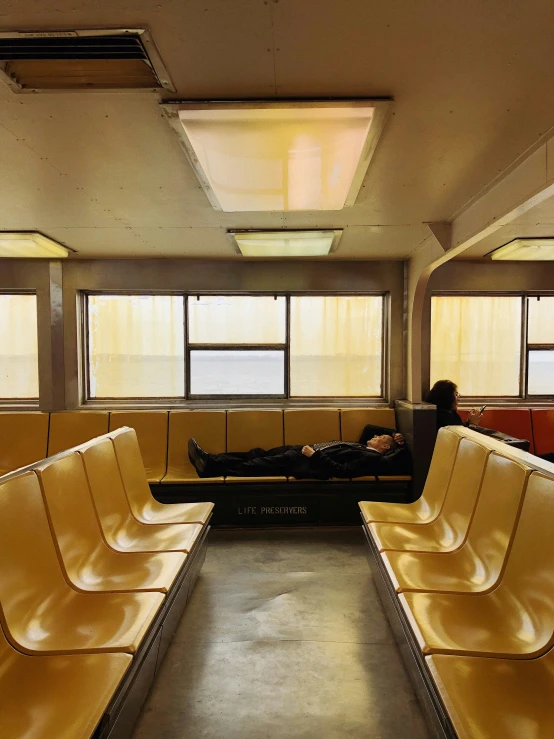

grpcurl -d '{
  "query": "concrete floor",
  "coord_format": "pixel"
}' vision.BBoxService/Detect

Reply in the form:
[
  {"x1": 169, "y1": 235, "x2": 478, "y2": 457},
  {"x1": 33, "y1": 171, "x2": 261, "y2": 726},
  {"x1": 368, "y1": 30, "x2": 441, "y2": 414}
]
[{"x1": 132, "y1": 528, "x2": 431, "y2": 739}]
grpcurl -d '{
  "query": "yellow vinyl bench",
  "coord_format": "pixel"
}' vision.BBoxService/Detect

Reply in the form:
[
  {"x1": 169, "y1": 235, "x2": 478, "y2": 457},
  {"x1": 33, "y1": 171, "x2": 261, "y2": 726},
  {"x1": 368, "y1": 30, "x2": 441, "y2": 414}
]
[
  {"x1": 0, "y1": 407, "x2": 411, "y2": 525},
  {"x1": 0, "y1": 622, "x2": 131, "y2": 739},
  {"x1": 0, "y1": 428, "x2": 212, "y2": 739},
  {"x1": 156, "y1": 406, "x2": 410, "y2": 524},
  {"x1": 360, "y1": 425, "x2": 554, "y2": 739}
]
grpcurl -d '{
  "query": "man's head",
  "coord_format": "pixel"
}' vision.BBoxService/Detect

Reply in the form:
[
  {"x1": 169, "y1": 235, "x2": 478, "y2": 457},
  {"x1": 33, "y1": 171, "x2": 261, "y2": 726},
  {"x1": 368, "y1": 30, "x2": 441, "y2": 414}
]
[{"x1": 366, "y1": 434, "x2": 397, "y2": 454}]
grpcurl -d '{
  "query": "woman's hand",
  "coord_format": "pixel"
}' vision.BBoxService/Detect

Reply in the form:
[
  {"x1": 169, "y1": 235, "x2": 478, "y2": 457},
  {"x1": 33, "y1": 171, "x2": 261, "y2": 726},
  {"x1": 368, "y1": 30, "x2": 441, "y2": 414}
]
[
  {"x1": 393, "y1": 433, "x2": 405, "y2": 446},
  {"x1": 467, "y1": 408, "x2": 483, "y2": 425},
  {"x1": 302, "y1": 445, "x2": 315, "y2": 457}
]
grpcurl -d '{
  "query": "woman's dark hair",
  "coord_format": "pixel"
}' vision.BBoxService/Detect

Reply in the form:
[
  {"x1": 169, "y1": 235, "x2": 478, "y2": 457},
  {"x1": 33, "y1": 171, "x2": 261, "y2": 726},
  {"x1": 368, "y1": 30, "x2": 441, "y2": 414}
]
[{"x1": 426, "y1": 380, "x2": 458, "y2": 410}]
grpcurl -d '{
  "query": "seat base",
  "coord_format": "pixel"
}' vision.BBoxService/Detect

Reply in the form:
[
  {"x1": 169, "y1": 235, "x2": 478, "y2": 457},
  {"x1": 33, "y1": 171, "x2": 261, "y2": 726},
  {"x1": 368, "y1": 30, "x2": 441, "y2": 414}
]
[
  {"x1": 93, "y1": 520, "x2": 210, "y2": 739},
  {"x1": 362, "y1": 521, "x2": 457, "y2": 739},
  {"x1": 151, "y1": 480, "x2": 411, "y2": 526}
]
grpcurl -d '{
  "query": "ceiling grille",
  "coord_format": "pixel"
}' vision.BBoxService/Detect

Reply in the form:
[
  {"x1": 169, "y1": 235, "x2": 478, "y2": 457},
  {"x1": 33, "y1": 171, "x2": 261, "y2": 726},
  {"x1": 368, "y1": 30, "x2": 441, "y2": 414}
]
[{"x1": 0, "y1": 30, "x2": 175, "y2": 92}]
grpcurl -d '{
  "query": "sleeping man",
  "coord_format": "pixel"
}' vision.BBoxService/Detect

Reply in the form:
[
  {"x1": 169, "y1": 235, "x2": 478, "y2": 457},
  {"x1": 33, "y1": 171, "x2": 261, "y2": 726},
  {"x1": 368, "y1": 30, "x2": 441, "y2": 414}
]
[{"x1": 187, "y1": 424, "x2": 411, "y2": 480}]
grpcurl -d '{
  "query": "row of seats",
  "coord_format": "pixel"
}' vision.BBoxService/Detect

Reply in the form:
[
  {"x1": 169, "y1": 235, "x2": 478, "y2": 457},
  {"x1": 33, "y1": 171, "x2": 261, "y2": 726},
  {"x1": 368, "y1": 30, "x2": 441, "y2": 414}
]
[
  {"x1": 0, "y1": 425, "x2": 213, "y2": 739},
  {"x1": 0, "y1": 407, "x2": 408, "y2": 483},
  {"x1": 458, "y1": 406, "x2": 554, "y2": 454},
  {"x1": 359, "y1": 425, "x2": 554, "y2": 739}
]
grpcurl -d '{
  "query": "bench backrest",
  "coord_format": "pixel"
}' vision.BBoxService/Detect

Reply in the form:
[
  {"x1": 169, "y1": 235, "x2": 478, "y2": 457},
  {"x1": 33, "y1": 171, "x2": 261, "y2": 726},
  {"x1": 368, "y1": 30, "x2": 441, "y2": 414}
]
[
  {"x1": 0, "y1": 471, "x2": 69, "y2": 631},
  {"x1": 461, "y1": 453, "x2": 531, "y2": 579},
  {"x1": 497, "y1": 472, "x2": 554, "y2": 648},
  {"x1": 109, "y1": 411, "x2": 168, "y2": 482},
  {"x1": 418, "y1": 428, "x2": 461, "y2": 518},
  {"x1": 436, "y1": 438, "x2": 490, "y2": 543},
  {"x1": 79, "y1": 438, "x2": 134, "y2": 536},
  {"x1": 166, "y1": 410, "x2": 226, "y2": 480},
  {"x1": 340, "y1": 408, "x2": 396, "y2": 441},
  {"x1": 35, "y1": 452, "x2": 104, "y2": 577},
  {"x1": 110, "y1": 427, "x2": 154, "y2": 513},
  {"x1": 284, "y1": 409, "x2": 340, "y2": 445},
  {"x1": 48, "y1": 411, "x2": 109, "y2": 456},
  {"x1": 227, "y1": 410, "x2": 283, "y2": 451},
  {"x1": 0, "y1": 412, "x2": 49, "y2": 476}
]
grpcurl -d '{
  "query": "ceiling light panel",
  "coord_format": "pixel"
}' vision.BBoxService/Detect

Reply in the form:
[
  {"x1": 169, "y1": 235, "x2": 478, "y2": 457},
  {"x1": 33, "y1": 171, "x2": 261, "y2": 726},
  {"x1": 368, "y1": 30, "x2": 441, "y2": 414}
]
[
  {"x1": 490, "y1": 238, "x2": 554, "y2": 260},
  {"x1": 0, "y1": 232, "x2": 69, "y2": 258},
  {"x1": 166, "y1": 101, "x2": 391, "y2": 212},
  {"x1": 229, "y1": 230, "x2": 341, "y2": 257}
]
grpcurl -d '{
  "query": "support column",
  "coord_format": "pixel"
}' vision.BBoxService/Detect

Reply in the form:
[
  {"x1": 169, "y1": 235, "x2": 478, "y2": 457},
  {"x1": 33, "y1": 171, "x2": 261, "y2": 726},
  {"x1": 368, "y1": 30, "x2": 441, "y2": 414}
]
[
  {"x1": 38, "y1": 260, "x2": 65, "y2": 411},
  {"x1": 406, "y1": 131, "x2": 554, "y2": 401}
]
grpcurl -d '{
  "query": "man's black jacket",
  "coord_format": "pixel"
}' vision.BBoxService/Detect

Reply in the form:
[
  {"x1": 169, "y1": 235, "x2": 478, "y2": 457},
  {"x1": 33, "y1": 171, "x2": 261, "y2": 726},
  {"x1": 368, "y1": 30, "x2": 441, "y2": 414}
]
[{"x1": 306, "y1": 423, "x2": 411, "y2": 479}]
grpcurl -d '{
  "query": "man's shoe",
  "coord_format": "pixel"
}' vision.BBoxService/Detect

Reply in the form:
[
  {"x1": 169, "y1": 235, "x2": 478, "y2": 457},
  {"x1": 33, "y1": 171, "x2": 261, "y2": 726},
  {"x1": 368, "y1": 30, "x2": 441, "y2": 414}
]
[{"x1": 188, "y1": 438, "x2": 209, "y2": 476}]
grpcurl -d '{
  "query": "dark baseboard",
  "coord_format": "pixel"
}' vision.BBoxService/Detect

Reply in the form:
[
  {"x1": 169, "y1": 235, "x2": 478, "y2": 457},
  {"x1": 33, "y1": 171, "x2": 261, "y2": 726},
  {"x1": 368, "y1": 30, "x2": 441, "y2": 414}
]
[
  {"x1": 151, "y1": 482, "x2": 411, "y2": 525},
  {"x1": 361, "y1": 521, "x2": 457, "y2": 739},
  {"x1": 92, "y1": 520, "x2": 211, "y2": 739}
]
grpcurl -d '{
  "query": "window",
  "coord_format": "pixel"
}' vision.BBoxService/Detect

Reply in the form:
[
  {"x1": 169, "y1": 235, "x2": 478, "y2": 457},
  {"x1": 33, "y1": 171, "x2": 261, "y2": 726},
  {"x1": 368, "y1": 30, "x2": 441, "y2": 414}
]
[
  {"x1": 188, "y1": 296, "x2": 286, "y2": 396},
  {"x1": 87, "y1": 295, "x2": 184, "y2": 398},
  {"x1": 431, "y1": 294, "x2": 554, "y2": 399},
  {"x1": 0, "y1": 294, "x2": 39, "y2": 399},
  {"x1": 85, "y1": 293, "x2": 385, "y2": 400},
  {"x1": 431, "y1": 296, "x2": 522, "y2": 397},
  {"x1": 290, "y1": 296, "x2": 383, "y2": 396},
  {"x1": 527, "y1": 297, "x2": 554, "y2": 396}
]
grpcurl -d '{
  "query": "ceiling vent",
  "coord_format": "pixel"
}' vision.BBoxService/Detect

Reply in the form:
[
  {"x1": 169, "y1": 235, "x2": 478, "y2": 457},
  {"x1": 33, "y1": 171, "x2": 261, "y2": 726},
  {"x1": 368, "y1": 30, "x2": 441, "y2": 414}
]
[{"x1": 0, "y1": 29, "x2": 175, "y2": 92}]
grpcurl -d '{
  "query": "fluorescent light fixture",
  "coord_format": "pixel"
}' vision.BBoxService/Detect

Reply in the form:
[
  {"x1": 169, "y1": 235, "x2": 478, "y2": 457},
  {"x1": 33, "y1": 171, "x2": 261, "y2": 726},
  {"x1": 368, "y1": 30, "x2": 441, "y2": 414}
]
[
  {"x1": 490, "y1": 238, "x2": 554, "y2": 261},
  {"x1": 163, "y1": 100, "x2": 392, "y2": 212},
  {"x1": 229, "y1": 230, "x2": 342, "y2": 257},
  {"x1": 0, "y1": 232, "x2": 69, "y2": 258}
]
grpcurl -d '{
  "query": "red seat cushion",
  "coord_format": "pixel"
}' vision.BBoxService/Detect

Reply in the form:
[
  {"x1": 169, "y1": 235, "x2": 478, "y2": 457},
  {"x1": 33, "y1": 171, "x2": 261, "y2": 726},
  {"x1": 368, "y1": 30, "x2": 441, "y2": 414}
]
[
  {"x1": 459, "y1": 408, "x2": 534, "y2": 453},
  {"x1": 531, "y1": 410, "x2": 554, "y2": 455}
]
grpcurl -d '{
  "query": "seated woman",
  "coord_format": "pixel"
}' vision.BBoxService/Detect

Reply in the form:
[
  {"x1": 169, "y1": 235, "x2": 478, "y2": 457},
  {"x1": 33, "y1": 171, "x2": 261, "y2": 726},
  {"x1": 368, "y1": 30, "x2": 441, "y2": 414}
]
[
  {"x1": 188, "y1": 425, "x2": 411, "y2": 480},
  {"x1": 426, "y1": 379, "x2": 483, "y2": 429},
  {"x1": 426, "y1": 379, "x2": 530, "y2": 451}
]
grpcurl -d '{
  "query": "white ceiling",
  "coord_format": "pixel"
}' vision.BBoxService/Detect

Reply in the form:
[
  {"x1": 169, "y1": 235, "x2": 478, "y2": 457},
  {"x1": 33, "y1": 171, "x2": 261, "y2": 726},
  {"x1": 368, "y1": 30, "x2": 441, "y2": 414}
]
[{"x1": 1, "y1": 0, "x2": 554, "y2": 259}]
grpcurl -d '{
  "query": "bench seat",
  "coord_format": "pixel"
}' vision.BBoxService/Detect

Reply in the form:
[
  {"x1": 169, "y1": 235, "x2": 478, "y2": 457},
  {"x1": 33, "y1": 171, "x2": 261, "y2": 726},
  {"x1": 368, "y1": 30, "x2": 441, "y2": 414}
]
[
  {"x1": 360, "y1": 429, "x2": 458, "y2": 523},
  {"x1": 163, "y1": 474, "x2": 225, "y2": 484},
  {"x1": 428, "y1": 648, "x2": 554, "y2": 739},
  {"x1": 80, "y1": 439, "x2": 203, "y2": 553},
  {"x1": 0, "y1": 426, "x2": 212, "y2": 739},
  {"x1": 380, "y1": 454, "x2": 530, "y2": 594},
  {"x1": 109, "y1": 410, "x2": 169, "y2": 482},
  {"x1": 399, "y1": 470, "x2": 554, "y2": 659},
  {"x1": 226, "y1": 476, "x2": 288, "y2": 483},
  {"x1": 36, "y1": 453, "x2": 188, "y2": 594},
  {"x1": 368, "y1": 438, "x2": 489, "y2": 553},
  {"x1": 0, "y1": 624, "x2": 132, "y2": 739},
  {"x1": 0, "y1": 471, "x2": 165, "y2": 656},
  {"x1": 360, "y1": 426, "x2": 554, "y2": 738},
  {"x1": 111, "y1": 427, "x2": 214, "y2": 524}
]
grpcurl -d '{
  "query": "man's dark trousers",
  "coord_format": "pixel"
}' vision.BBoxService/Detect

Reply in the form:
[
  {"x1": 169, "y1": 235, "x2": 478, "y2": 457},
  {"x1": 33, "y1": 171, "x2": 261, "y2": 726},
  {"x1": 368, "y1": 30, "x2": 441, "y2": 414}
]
[{"x1": 203, "y1": 445, "x2": 314, "y2": 478}]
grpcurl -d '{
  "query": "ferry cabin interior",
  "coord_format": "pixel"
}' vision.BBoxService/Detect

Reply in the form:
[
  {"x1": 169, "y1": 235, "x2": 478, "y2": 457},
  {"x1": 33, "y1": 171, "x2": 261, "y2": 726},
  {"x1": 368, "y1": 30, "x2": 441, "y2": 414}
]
[{"x1": 1, "y1": 1, "x2": 554, "y2": 738}]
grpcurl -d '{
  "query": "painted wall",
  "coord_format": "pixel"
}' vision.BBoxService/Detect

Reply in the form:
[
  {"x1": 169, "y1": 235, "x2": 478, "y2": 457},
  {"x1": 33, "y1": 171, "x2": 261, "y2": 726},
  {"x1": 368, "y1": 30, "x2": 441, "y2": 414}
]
[{"x1": 1, "y1": 258, "x2": 405, "y2": 409}]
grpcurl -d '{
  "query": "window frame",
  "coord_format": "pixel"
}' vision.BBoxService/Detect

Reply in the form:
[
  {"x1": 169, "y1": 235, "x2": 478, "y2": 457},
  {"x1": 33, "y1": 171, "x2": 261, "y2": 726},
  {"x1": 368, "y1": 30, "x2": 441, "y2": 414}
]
[
  {"x1": 525, "y1": 295, "x2": 554, "y2": 399},
  {"x1": 82, "y1": 290, "x2": 389, "y2": 404},
  {"x1": 0, "y1": 290, "x2": 40, "y2": 405},
  {"x1": 430, "y1": 291, "x2": 554, "y2": 402}
]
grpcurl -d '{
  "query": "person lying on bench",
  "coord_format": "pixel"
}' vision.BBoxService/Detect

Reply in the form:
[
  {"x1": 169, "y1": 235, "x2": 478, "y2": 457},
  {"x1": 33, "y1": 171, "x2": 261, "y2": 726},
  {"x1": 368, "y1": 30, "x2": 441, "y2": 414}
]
[{"x1": 187, "y1": 425, "x2": 411, "y2": 480}]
